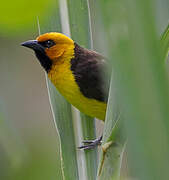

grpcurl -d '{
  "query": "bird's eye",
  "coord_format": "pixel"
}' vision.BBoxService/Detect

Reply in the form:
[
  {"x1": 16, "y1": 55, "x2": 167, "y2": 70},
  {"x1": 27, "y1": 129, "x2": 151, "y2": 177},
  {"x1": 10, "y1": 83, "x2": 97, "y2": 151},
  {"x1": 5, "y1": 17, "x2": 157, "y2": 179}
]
[
  {"x1": 40, "y1": 40, "x2": 55, "y2": 48},
  {"x1": 45, "y1": 40, "x2": 54, "y2": 48}
]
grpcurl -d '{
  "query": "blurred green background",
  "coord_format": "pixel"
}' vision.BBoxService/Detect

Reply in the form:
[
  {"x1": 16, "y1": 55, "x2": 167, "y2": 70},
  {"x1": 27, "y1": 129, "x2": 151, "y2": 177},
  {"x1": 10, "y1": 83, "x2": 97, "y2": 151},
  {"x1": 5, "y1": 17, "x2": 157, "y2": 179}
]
[
  {"x1": 0, "y1": 0, "x2": 168, "y2": 179},
  {"x1": 0, "y1": 35, "x2": 63, "y2": 179},
  {"x1": 0, "y1": 0, "x2": 63, "y2": 179}
]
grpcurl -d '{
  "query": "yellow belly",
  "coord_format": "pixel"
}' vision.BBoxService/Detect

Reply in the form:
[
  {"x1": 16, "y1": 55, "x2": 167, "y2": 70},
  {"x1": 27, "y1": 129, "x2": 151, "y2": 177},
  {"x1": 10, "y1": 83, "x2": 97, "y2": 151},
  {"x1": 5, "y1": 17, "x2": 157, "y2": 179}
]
[{"x1": 48, "y1": 60, "x2": 106, "y2": 120}]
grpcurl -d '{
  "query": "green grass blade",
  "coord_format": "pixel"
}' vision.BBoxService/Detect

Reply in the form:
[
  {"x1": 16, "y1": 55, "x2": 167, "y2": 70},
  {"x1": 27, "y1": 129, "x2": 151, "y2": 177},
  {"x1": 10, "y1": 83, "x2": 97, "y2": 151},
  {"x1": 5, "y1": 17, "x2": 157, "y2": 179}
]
[
  {"x1": 37, "y1": 2, "x2": 79, "y2": 179},
  {"x1": 47, "y1": 81, "x2": 79, "y2": 180},
  {"x1": 93, "y1": 1, "x2": 127, "y2": 179},
  {"x1": 80, "y1": 114, "x2": 97, "y2": 179},
  {"x1": 97, "y1": 77, "x2": 126, "y2": 180},
  {"x1": 104, "y1": 0, "x2": 169, "y2": 179},
  {"x1": 119, "y1": 1, "x2": 169, "y2": 179},
  {"x1": 95, "y1": 0, "x2": 169, "y2": 179},
  {"x1": 161, "y1": 24, "x2": 169, "y2": 59},
  {"x1": 67, "y1": 0, "x2": 98, "y2": 179}
]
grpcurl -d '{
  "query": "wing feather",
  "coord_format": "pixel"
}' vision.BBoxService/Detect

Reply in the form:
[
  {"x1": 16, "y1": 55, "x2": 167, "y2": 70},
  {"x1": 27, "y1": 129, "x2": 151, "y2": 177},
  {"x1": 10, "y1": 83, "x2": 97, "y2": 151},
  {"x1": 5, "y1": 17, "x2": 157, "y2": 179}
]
[{"x1": 71, "y1": 43, "x2": 109, "y2": 102}]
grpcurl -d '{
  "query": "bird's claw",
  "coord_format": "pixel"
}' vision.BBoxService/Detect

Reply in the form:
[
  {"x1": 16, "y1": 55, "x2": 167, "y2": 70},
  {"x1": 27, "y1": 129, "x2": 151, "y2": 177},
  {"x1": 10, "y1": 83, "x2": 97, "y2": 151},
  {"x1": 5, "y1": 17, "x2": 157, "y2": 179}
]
[{"x1": 78, "y1": 136, "x2": 102, "y2": 150}]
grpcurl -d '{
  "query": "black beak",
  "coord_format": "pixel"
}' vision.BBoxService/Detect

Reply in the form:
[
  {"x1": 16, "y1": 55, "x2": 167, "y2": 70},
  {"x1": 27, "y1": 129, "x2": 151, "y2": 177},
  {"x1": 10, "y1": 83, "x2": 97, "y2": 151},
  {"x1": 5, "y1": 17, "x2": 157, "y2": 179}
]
[
  {"x1": 21, "y1": 40, "x2": 44, "y2": 52},
  {"x1": 21, "y1": 40, "x2": 52, "y2": 72}
]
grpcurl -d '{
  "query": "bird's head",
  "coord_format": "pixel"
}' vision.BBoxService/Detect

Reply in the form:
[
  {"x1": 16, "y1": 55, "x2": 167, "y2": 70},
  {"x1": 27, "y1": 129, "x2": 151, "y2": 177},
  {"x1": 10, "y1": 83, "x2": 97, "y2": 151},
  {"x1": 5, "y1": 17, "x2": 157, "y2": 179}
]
[{"x1": 21, "y1": 32, "x2": 74, "y2": 72}]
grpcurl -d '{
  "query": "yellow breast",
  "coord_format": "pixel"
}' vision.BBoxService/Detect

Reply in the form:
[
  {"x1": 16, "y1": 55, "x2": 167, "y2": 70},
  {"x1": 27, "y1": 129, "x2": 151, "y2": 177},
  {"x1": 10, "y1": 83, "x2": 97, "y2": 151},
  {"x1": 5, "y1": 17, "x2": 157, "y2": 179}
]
[{"x1": 48, "y1": 56, "x2": 106, "y2": 120}]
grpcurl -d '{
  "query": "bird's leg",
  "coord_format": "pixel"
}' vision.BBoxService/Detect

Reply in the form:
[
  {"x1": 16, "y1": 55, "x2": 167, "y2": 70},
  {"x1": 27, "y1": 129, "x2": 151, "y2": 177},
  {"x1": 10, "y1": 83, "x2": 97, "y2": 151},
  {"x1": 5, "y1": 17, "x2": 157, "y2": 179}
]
[{"x1": 78, "y1": 136, "x2": 102, "y2": 150}]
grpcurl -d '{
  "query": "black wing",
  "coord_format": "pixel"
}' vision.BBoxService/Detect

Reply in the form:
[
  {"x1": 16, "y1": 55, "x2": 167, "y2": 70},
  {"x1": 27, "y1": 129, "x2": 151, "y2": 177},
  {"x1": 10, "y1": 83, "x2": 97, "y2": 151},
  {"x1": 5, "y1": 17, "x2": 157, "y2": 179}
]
[{"x1": 71, "y1": 43, "x2": 109, "y2": 102}]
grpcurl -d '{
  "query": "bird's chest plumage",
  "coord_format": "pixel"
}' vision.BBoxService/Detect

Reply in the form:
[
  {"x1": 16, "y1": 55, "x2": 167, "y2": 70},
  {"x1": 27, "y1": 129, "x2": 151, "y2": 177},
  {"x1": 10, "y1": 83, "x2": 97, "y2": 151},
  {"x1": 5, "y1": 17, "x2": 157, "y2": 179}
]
[{"x1": 48, "y1": 60, "x2": 106, "y2": 120}]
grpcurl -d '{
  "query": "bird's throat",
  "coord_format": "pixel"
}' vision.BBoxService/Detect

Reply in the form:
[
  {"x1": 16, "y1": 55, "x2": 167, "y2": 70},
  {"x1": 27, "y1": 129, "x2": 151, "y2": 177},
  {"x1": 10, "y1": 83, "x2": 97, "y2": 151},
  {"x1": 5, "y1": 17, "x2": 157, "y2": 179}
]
[{"x1": 35, "y1": 50, "x2": 52, "y2": 73}]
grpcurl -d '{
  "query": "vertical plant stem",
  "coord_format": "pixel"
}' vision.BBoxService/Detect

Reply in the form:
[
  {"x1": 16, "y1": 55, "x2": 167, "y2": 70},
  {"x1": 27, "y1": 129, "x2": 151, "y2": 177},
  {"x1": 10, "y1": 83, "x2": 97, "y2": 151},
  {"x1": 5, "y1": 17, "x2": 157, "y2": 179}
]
[
  {"x1": 59, "y1": 0, "x2": 88, "y2": 178},
  {"x1": 67, "y1": 0, "x2": 98, "y2": 179},
  {"x1": 120, "y1": 1, "x2": 169, "y2": 179},
  {"x1": 97, "y1": 0, "x2": 169, "y2": 179},
  {"x1": 38, "y1": 1, "x2": 79, "y2": 179},
  {"x1": 97, "y1": 77, "x2": 126, "y2": 180},
  {"x1": 161, "y1": 24, "x2": 169, "y2": 59},
  {"x1": 92, "y1": 0, "x2": 128, "y2": 179}
]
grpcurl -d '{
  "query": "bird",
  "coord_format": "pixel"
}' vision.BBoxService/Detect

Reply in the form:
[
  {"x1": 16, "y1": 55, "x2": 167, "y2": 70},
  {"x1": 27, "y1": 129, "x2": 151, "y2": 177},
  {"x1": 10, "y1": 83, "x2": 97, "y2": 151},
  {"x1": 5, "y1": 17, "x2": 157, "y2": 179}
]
[{"x1": 21, "y1": 32, "x2": 109, "y2": 149}]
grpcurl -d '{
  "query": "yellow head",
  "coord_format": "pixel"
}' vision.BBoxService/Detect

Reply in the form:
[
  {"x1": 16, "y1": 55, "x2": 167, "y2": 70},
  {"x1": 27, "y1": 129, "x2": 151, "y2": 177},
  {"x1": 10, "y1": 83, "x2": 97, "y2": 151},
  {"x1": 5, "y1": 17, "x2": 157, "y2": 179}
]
[
  {"x1": 21, "y1": 32, "x2": 74, "y2": 72},
  {"x1": 37, "y1": 32, "x2": 74, "y2": 60}
]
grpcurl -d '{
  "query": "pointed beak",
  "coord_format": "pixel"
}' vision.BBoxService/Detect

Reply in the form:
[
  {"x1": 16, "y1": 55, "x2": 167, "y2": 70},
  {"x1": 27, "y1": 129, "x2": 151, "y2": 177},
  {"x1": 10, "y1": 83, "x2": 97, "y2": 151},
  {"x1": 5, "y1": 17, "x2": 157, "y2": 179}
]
[{"x1": 21, "y1": 40, "x2": 44, "y2": 51}]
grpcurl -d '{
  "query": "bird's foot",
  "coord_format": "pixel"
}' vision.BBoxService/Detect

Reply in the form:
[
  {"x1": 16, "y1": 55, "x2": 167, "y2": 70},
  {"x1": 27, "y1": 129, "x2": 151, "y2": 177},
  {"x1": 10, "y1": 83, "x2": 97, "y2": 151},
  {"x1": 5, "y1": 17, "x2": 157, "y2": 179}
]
[{"x1": 78, "y1": 136, "x2": 102, "y2": 150}]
